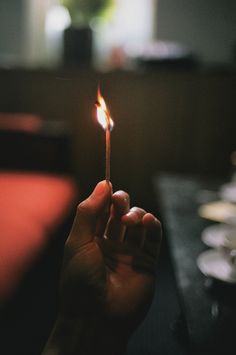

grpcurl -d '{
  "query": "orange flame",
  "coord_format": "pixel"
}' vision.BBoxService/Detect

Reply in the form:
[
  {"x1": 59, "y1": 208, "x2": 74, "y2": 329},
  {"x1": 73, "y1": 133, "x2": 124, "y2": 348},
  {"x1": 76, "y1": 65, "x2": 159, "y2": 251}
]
[{"x1": 96, "y1": 87, "x2": 114, "y2": 131}]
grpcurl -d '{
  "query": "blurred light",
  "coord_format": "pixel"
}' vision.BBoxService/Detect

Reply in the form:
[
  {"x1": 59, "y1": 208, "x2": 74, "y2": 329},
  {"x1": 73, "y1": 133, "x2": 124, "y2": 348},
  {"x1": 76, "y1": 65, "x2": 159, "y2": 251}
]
[
  {"x1": 93, "y1": 0, "x2": 156, "y2": 69},
  {"x1": 45, "y1": 4, "x2": 71, "y2": 33},
  {"x1": 45, "y1": 4, "x2": 71, "y2": 66},
  {"x1": 125, "y1": 40, "x2": 190, "y2": 60},
  {"x1": 113, "y1": 0, "x2": 154, "y2": 44}
]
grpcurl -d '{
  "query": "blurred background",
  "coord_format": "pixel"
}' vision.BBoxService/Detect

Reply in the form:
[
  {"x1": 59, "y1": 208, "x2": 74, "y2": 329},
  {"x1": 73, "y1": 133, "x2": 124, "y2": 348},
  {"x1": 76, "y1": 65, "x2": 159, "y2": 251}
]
[
  {"x1": 0, "y1": 0, "x2": 235, "y2": 182},
  {"x1": 0, "y1": 0, "x2": 235, "y2": 192},
  {"x1": 0, "y1": 1, "x2": 236, "y2": 355},
  {"x1": 0, "y1": 0, "x2": 235, "y2": 68}
]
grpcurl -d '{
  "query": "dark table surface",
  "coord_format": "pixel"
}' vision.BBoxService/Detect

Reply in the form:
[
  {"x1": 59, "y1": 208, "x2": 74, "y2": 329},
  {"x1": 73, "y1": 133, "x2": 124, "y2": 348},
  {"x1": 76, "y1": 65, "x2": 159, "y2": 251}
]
[{"x1": 154, "y1": 173, "x2": 236, "y2": 355}]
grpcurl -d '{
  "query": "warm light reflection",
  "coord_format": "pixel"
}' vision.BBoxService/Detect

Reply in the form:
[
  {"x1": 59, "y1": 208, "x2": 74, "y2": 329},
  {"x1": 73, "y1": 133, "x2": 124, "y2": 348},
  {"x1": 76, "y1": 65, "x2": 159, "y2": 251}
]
[{"x1": 96, "y1": 87, "x2": 114, "y2": 131}]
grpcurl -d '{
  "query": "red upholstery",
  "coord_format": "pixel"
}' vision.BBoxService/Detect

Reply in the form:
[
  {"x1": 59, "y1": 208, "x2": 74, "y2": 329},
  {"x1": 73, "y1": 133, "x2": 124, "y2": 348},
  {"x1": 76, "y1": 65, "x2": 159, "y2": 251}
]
[
  {"x1": 0, "y1": 171, "x2": 78, "y2": 302},
  {"x1": 0, "y1": 113, "x2": 43, "y2": 133}
]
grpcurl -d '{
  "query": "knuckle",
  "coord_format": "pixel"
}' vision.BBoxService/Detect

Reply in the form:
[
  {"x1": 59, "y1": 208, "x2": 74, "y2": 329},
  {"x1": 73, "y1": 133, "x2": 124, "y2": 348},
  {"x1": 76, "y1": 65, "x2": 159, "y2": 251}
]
[{"x1": 113, "y1": 190, "x2": 130, "y2": 201}]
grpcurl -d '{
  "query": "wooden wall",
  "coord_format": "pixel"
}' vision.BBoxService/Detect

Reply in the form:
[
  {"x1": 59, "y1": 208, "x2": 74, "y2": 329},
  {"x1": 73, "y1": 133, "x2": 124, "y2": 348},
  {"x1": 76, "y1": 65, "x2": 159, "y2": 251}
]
[{"x1": 0, "y1": 67, "x2": 235, "y2": 203}]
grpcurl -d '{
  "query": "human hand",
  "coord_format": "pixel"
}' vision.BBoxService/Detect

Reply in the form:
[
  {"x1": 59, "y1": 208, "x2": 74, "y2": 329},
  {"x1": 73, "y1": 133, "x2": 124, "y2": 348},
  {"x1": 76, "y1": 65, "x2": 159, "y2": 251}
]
[{"x1": 43, "y1": 181, "x2": 162, "y2": 355}]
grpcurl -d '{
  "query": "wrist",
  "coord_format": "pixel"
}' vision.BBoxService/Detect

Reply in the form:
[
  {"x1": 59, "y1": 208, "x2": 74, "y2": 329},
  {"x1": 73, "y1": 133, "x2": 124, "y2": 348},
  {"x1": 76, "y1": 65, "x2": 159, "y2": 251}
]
[{"x1": 42, "y1": 314, "x2": 128, "y2": 355}]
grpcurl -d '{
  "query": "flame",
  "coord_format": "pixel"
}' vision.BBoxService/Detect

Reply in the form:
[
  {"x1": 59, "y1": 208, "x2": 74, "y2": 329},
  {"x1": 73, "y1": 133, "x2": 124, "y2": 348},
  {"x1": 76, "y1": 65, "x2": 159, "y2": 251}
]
[{"x1": 96, "y1": 87, "x2": 114, "y2": 131}]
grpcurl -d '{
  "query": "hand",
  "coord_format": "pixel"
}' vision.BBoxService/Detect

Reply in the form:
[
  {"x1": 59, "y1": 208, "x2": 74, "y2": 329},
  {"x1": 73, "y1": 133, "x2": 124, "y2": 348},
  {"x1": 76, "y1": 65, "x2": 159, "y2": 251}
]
[{"x1": 43, "y1": 181, "x2": 162, "y2": 355}]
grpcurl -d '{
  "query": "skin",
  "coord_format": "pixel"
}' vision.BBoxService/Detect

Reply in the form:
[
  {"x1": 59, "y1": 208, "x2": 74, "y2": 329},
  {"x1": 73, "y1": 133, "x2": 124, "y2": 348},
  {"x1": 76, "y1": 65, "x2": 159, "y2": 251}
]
[{"x1": 42, "y1": 181, "x2": 162, "y2": 355}]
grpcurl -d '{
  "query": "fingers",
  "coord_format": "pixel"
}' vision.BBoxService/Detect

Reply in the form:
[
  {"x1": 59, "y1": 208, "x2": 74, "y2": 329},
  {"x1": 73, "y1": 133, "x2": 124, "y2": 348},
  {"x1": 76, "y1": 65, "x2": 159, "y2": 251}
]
[
  {"x1": 105, "y1": 191, "x2": 130, "y2": 241},
  {"x1": 112, "y1": 191, "x2": 130, "y2": 217},
  {"x1": 68, "y1": 179, "x2": 162, "y2": 260},
  {"x1": 122, "y1": 207, "x2": 146, "y2": 247},
  {"x1": 123, "y1": 209, "x2": 162, "y2": 259},
  {"x1": 142, "y1": 214, "x2": 162, "y2": 258},
  {"x1": 68, "y1": 180, "x2": 112, "y2": 247},
  {"x1": 122, "y1": 207, "x2": 146, "y2": 226}
]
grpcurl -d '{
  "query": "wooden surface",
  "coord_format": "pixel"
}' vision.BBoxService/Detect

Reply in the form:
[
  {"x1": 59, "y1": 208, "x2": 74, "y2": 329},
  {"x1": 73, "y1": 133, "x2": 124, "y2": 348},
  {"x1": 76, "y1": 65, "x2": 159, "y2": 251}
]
[{"x1": 155, "y1": 173, "x2": 236, "y2": 355}]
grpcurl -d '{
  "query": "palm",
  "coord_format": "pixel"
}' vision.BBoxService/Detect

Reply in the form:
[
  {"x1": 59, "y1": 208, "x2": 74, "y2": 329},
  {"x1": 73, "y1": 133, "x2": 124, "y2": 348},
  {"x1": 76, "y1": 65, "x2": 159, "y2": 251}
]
[{"x1": 61, "y1": 237, "x2": 156, "y2": 329}]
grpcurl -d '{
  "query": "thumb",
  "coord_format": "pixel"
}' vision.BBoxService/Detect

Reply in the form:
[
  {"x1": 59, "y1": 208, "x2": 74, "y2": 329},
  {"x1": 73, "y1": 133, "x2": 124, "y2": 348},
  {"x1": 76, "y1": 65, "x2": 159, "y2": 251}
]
[{"x1": 68, "y1": 181, "x2": 112, "y2": 246}]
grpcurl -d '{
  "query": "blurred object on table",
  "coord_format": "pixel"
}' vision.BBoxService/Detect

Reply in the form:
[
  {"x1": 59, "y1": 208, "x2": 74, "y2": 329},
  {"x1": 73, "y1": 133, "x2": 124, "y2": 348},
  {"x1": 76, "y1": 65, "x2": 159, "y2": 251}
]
[
  {"x1": 155, "y1": 172, "x2": 236, "y2": 355},
  {"x1": 198, "y1": 201, "x2": 236, "y2": 224},
  {"x1": 124, "y1": 40, "x2": 197, "y2": 70},
  {"x1": 197, "y1": 249, "x2": 236, "y2": 284},
  {"x1": 219, "y1": 182, "x2": 236, "y2": 203},
  {"x1": 201, "y1": 223, "x2": 236, "y2": 249}
]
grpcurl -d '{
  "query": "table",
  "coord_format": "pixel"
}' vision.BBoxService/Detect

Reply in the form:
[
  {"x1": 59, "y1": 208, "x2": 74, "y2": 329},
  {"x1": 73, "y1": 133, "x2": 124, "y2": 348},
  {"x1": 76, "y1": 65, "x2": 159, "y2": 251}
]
[{"x1": 154, "y1": 173, "x2": 236, "y2": 355}]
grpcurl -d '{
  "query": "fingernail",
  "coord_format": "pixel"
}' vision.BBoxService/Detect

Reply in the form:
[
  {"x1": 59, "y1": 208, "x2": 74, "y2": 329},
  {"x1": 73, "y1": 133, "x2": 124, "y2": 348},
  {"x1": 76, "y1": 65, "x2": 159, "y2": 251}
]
[
  {"x1": 113, "y1": 190, "x2": 129, "y2": 202},
  {"x1": 126, "y1": 211, "x2": 139, "y2": 223}
]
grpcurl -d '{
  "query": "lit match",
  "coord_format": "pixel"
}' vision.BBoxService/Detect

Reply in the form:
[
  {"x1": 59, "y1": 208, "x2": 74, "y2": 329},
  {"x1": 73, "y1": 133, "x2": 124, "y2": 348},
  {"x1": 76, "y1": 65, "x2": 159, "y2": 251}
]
[{"x1": 95, "y1": 87, "x2": 114, "y2": 183}]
